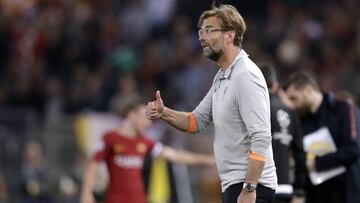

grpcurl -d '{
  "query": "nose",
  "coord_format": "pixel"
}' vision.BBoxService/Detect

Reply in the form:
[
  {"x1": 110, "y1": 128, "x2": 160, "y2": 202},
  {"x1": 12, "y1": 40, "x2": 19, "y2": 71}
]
[
  {"x1": 198, "y1": 31, "x2": 205, "y2": 41},
  {"x1": 199, "y1": 35, "x2": 205, "y2": 42}
]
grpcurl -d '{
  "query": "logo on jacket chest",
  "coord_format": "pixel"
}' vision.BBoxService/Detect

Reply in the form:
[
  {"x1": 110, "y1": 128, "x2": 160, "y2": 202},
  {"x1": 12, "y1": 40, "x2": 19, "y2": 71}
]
[
  {"x1": 113, "y1": 144, "x2": 126, "y2": 153},
  {"x1": 114, "y1": 155, "x2": 143, "y2": 169},
  {"x1": 273, "y1": 110, "x2": 292, "y2": 145},
  {"x1": 112, "y1": 143, "x2": 147, "y2": 154},
  {"x1": 137, "y1": 143, "x2": 147, "y2": 154}
]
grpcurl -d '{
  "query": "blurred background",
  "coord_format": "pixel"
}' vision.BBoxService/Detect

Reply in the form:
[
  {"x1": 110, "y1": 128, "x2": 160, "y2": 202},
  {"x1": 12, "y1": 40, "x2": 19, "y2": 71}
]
[{"x1": 0, "y1": 0, "x2": 359, "y2": 202}]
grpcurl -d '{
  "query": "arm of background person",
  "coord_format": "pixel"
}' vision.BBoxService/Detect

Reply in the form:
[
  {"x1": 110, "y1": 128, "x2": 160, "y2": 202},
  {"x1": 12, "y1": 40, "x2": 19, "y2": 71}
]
[
  {"x1": 80, "y1": 159, "x2": 98, "y2": 203},
  {"x1": 314, "y1": 101, "x2": 360, "y2": 171},
  {"x1": 290, "y1": 112, "x2": 307, "y2": 201},
  {"x1": 159, "y1": 146, "x2": 215, "y2": 166}
]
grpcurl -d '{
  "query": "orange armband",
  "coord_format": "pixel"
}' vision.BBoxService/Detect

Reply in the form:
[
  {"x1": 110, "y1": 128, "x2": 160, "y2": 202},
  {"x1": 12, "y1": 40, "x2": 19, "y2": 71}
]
[
  {"x1": 249, "y1": 151, "x2": 266, "y2": 162},
  {"x1": 186, "y1": 113, "x2": 198, "y2": 133}
]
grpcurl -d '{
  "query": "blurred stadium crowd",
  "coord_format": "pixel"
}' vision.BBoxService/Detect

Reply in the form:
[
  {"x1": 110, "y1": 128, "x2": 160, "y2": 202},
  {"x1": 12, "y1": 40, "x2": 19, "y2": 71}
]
[{"x1": 0, "y1": 0, "x2": 359, "y2": 202}]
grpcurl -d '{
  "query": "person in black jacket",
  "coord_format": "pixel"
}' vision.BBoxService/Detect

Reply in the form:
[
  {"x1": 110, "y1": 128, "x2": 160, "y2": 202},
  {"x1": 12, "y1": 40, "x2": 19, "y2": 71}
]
[
  {"x1": 259, "y1": 64, "x2": 307, "y2": 203},
  {"x1": 284, "y1": 71, "x2": 360, "y2": 203}
]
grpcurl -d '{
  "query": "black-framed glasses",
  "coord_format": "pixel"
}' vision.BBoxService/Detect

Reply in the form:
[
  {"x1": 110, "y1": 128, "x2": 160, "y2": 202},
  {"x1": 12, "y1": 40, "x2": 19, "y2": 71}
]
[{"x1": 198, "y1": 27, "x2": 225, "y2": 37}]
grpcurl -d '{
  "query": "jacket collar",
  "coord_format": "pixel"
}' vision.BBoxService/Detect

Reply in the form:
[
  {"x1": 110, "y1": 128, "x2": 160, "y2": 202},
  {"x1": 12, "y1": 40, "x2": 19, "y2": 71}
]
[{"x1": 219, "y1": 49, "x2": 248, "y2": 79}]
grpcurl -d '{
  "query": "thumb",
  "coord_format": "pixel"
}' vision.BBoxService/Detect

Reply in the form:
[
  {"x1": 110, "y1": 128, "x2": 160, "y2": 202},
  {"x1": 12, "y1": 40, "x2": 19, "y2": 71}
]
[{"x1": 156, "y1": 90, "x2": 162, "y2": 102}]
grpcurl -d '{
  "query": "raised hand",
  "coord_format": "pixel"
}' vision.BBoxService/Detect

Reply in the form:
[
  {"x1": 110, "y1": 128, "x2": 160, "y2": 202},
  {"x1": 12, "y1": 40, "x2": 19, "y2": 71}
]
[{"x1": 145, "y1": 90, "x2": 165, "y2": 119}]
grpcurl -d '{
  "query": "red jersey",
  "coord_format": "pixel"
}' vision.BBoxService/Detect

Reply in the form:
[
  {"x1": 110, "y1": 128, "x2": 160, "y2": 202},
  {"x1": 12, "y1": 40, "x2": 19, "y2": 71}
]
[{"x1": 94, "y1": 130, "x2": 156, "y2": 203}]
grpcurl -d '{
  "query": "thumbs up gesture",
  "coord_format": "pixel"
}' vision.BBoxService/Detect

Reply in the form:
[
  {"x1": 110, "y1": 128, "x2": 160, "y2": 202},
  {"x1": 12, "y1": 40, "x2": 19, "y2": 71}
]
[{"x1": 145, "y1": 90, "x2": 165, "y2": 119}]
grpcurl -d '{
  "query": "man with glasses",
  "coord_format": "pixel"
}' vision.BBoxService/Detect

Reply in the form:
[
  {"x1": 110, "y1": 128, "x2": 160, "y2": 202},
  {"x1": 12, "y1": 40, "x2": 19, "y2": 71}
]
[{"x1": 146, "y1": 4, "x2": 277, "y2": 203}]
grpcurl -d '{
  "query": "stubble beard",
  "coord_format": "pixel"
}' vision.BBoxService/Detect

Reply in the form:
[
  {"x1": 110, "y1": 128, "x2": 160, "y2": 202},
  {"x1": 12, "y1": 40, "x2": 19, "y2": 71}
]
[{"x1": 203, "y1": 47, "x2": 224, "y2": 62}]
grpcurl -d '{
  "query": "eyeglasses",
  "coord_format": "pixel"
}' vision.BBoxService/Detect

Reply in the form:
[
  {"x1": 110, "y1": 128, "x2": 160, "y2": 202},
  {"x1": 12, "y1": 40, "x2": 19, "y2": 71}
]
[{"x1": 198, "y1": 27, "x2": 225, "y2": 37}]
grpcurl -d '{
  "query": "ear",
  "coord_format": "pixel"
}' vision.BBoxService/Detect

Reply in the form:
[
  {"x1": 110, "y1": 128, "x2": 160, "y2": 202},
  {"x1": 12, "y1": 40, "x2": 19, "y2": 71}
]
[
  {"x1": 225, "y1": 30, "x2": 236, "y2": 45},
  {"x1": 272, "y1": 81, "x2": 279, "y2": 92}
]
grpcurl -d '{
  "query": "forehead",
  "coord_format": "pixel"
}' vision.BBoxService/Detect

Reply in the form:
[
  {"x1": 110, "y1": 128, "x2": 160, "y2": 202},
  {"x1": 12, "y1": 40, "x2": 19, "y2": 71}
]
[
  {"x1": 286, "y1": 85, "x2": 303, "y2": 96},
  {"x1": 201, "y1": 16, "x2": 221, "y2": 28}
]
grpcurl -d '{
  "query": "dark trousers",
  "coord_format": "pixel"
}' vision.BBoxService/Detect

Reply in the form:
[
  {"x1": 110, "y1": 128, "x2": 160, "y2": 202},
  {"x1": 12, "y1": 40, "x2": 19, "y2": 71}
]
[
  {"x1": 305, "y1": 177, "x2": 345, "y2": 203},
  {"x1": 274, "y1": 193, "x2": 292, "y2": 203},
  {"x1": 222, "y1": 182, "x2": 275, "y2": 203}
]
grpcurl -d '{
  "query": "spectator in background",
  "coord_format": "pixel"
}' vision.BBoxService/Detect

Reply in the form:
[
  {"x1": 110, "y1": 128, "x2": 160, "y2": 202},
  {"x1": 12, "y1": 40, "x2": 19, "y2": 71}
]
[
  {"x1": 19, "y1": 141, "x2": 53, "y2": 203},
  {"x1": 259, "y1": 64, "x2": 307, "y2": 203},
  {"x1": 284, "y1": 71, "x2": 360, "y2": 203},
  {"x1": 146, "y1": 4, "x2": 277, "y2": 203},
  {"x1": 80, "y1": 97, "x2": 215, "y2": 203},
  {"x1": 120, "y1": 0, "x2": 151, "y2": 45}
]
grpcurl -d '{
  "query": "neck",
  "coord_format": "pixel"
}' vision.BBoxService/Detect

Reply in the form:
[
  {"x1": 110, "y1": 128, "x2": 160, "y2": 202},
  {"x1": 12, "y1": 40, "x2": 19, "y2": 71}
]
[
  {"x1": 310, "y1": 91, "x2": 323, "y2": 113},
  {"x1": 216, "y1": 46, "x2": 241, "y2": 71},
  {"x1": 119, "y1": 120, "x2": 138, "y2": 138}
]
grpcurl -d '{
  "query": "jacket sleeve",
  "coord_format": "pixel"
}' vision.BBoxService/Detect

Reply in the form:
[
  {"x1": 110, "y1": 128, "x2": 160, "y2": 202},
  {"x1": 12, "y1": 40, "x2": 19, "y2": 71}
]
[
  {"x1": 290, "y1": 112, "x2": 307, "y2": 190},
  {"x1": 315, "y1": 102, "x2": 360, "y2": 171},
  {"x1": 234, "y1": 71, "x2": 271, "y2": 158},
  {"x1": 192, "y1": 86, "x2": 214, "y2": 133}
]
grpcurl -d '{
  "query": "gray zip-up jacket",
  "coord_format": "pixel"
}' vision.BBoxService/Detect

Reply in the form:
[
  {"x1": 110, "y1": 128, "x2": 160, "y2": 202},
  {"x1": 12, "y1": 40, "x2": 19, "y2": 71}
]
[{"x1": 192, "y1": 50, "x2": 277, "y2": 192}]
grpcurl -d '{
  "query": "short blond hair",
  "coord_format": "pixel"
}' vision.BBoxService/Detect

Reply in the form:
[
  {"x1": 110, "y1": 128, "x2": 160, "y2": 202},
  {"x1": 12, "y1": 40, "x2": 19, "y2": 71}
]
[{"x1": 198, "y1": 4, "x2": 246, "y2": 47}]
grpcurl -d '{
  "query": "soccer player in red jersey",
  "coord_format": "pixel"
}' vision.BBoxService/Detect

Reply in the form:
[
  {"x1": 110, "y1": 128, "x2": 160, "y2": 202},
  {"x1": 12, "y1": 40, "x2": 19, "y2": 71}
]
[{"x1": 80, "y1": 98, "x2": 215, "y2": 203}]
